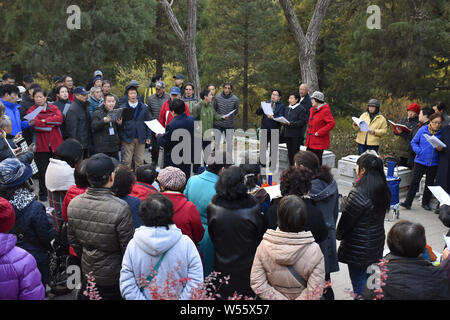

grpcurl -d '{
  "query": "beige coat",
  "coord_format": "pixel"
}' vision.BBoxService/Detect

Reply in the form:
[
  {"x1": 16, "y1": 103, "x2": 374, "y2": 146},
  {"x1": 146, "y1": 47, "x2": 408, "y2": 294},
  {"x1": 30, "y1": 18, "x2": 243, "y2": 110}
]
[
  {"x1": 354, "y1": 112, "x2": 388, "y2": 146},
  {"x1": 250, "y1": 229, "x2": 325, "y2": 300}
]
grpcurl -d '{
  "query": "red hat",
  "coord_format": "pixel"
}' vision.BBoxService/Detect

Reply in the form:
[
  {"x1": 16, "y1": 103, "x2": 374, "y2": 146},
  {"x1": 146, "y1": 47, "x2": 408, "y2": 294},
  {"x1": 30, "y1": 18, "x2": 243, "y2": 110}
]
[
  {"x1": 407, "y1": 103, "x2": 421, "y2": 115},
  {"x1": 0, "y1": 197, "x2": 15, "y2": 233}
]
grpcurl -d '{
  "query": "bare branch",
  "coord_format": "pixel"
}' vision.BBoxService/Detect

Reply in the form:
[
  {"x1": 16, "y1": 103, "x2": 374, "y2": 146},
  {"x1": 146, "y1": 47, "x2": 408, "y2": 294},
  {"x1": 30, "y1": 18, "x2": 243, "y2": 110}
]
[{"x1": 158, "y1": 0, "x2": 185, "y2": 43}]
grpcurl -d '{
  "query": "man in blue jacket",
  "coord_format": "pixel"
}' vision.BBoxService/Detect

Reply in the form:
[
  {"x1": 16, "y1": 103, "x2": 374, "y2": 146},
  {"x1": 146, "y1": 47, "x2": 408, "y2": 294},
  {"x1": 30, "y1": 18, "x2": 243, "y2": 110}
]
[
  {"x1": 0, "y1": 85, "x2": 31, "y2": 138},
  {"x1": 157, "y1": 99, "x2": 195, "y2": 179},
  {"x1": 120, "y1": 85, "x2": 152, "y2": 170},
  {"x1": 299, "y1": 83, "x2": 313, "y2": 138}
]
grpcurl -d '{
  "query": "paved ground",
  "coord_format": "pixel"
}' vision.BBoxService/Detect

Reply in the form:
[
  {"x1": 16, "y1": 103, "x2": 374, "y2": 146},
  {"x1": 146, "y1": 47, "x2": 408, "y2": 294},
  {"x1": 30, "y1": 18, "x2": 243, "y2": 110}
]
[
  {"x1": 331, "y1": 175, "x2": 447, "y2": 300},
  {"x1": 42, "y1": 149, "x2": 448, "y2": 300}
]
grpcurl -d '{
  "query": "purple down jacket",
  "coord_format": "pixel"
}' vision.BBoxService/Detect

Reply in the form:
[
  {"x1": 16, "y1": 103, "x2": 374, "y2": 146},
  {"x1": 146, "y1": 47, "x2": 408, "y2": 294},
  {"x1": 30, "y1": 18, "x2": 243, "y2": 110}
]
[{"x1": 0, "y1": 233, "x2": 45, "y2": 300}]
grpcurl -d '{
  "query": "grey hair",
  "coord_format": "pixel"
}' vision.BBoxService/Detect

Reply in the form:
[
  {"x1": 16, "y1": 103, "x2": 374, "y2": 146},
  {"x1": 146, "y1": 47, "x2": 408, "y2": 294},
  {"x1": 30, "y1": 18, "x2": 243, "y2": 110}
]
[{"x1": 0, "y1": 115, "x2": 12, "y2": 130}]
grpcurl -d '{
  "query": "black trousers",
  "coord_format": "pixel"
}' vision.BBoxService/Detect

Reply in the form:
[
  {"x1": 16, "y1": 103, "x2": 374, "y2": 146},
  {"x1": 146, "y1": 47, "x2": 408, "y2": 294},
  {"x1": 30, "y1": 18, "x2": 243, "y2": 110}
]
[
  {"x1": 150, "y1": 132, "x2": 160, "y2": 165},
  {"x1": 35, "y1": 150, "x2": 53, "y2": 197},
  {"x1": 286, "y1": 137, "x2": 303, "y2": 166},
  {"x1": 404, "y1": 163, "x2": 438, "y2": 206},
  {"x1": 307, "y1": 148, "x2": 324, "y2": 166}
]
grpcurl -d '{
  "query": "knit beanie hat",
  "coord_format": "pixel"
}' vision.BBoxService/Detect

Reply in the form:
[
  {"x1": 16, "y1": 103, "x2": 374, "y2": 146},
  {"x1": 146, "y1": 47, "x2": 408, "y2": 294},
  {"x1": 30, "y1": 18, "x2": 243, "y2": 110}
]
[
  {"x1": 157, "y1": 167, "x2": 186, "y2": 191},
  {"x1": 407, "y1": 103, "x2": 421, "y2": 115},
  {"x1": 0, "y1": 197, "x2": 15, "y2": 233},
  {"x1": 0, "y1": 158, "x2": 33, "y2": 188}
]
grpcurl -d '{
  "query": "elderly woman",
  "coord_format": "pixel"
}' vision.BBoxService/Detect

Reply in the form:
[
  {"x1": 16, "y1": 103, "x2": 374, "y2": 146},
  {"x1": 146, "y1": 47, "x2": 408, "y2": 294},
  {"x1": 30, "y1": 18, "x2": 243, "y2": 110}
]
[
  {"x1": 207, "y1": 166, "x2": 265, "y2": 299},
  {"x1": 392, "y1": 103, "x2": 420, "y2": 167},
  {"x1": 282, "y1": 92, "x2": 309, "y2": 166},
  {"x1": 157, "y1": 167, "x2": 204, "y2": 247},
  {"x1": 120, "y1": 193, "x2": 204, "y2": 300},
  {"x1": 251, "y1": 195, "x2": 325, "y2": 300},
  {"x1": 401, "y1": 113, "x2": 445, "y2": 211},
  {"x1": 0, "y1": 158, "x2": 55, "y2": 287},
  {"x1": 88, "y1": 86, "x2": 104, "y2": 117},
  {"x1": 306, "y1": 92, "x2": 335, "y2": 165},
  {"x1": 362, "y1": 221, "x2": 449, "y2": 300},
  {"x1": 353, "y1": 99, "x2": 388, "y2": 156},
  {"x1": 27, "y1": 88, "x2": 63, "y2": 201}
]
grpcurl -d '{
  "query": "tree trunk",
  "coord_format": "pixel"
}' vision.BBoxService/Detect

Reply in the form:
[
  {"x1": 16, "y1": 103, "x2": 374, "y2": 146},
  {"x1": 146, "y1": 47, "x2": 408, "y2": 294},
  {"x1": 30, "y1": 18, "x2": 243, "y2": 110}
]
[
  {"x1": 159, "y1": 0, "x2": 201, "y2": 97},
  {"x1": 279, "y1": 0, "x2": 333, "y2": 93},
  {"x1": 155, "y1": 2, "x2": 164, "y2": 77}
]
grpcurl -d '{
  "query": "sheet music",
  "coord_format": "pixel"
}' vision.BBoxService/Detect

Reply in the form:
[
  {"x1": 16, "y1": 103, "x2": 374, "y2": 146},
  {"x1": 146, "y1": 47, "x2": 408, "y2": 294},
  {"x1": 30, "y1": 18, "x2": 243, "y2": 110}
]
[
  {"x1": 145, "y1": 120, "x2": 166, "y2": 135},
  {"x1": 352, "y1": 117, "x2": 370, "y2": 132},
  {"x1": 261, "y1": 102, "x2": 274, "y2": 116},
  {"x1": 24, "y1": 107, "x2": 43, "y2": 121}
]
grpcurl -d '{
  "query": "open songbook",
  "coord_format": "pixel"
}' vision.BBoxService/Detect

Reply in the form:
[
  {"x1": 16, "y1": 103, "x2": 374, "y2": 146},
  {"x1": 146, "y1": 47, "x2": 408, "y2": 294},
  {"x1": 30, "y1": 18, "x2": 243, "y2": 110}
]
[{"x1": 388, "y1": 120, "x2": 411, "y2": 133}]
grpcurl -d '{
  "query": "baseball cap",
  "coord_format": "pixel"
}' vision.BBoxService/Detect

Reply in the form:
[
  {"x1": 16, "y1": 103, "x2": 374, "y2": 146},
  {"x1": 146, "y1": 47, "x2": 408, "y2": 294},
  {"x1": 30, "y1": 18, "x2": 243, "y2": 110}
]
[
  {"x1": 129, "y1": 80, "x2": 140, "y2": 87},
  {"x1": 73, "y1": 86, "x2": 89, "y2": 95},
  {"x1": 53, "y1": 76, "x2": 63, "y2": 84},
  {"x1": 156, "y1": 81, "x2": 166, "y2": 89},
  {"x1": 94, "y1": 70, "x2": 103, "y2": 78},
  {"x1": 85, "y1": 153, "x2": 116, "y2": 180},
  {"x1": 173, "y1": 74, "x2": 185, "y2": 80},
  {"x1": 170, "y1": 87, "x2": 181, "y2": 95}
]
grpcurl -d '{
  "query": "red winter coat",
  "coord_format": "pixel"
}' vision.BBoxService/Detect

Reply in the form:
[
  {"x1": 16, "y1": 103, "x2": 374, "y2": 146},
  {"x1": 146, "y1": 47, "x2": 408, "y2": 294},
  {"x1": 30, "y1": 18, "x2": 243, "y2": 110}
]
[
  {"x1": 162, "y1": 192, "x2": 205, "y2": 245},
  {"x1": 130, "y1": 182, "x2": 159, "y2": 202},
  {"x1": 62, "y1": 185, "x2": 88, "y2": 257},
  {"x1": 158, "y1": 100, "x2": 191, "y2": 128},
  {"x1": 306, "y1": 103, "x2": 335, "y2": 151},
  {"x1": 27, "y1": 104, "x2": 63, "y2": 153}
]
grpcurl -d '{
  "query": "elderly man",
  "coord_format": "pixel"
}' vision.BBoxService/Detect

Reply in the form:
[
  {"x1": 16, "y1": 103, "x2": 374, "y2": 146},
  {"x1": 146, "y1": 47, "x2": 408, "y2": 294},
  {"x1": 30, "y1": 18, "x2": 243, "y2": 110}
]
[{"x1": 65, "y1": 86, "x2": 92, "y2": 159}]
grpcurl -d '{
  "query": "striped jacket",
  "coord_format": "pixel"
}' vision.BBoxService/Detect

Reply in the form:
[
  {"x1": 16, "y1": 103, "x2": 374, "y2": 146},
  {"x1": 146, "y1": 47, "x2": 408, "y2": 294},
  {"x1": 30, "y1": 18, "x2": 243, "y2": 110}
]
[
  {"x1": 27, "y1": 104, "x2": 63, "y2": 153},
  {"x1": 213, "y1": 92, "x2": 240, "y2": 129}
]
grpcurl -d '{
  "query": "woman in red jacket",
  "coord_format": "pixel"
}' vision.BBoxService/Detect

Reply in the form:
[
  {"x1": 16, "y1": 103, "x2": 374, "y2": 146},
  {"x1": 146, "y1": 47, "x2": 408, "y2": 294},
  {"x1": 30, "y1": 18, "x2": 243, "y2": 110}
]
[
  {"x1": 306, "y1": 92, "x2": 336, "y2": 165},
  {"x1": 157, "y1": 166, "x2": 205, "y2": 247},
  {"x1": 27, "y1": 88, "x2": 63, "y2": 201}
]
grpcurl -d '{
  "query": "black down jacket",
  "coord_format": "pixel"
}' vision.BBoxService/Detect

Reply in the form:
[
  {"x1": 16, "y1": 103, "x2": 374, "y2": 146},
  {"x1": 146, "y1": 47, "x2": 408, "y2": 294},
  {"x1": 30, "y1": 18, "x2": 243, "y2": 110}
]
[
  {"x1": 91, "y1": 105, "x2": 121, "y2": 154},
  {"x1": 336, "y1": 189, "x2": 386, "y2": 268},
  {"x1": 362, "y1": 254, "x2": 450, "y2": 300},
  {"x1": 207, "y1": 195, "x2": 265, "y2": 298}
]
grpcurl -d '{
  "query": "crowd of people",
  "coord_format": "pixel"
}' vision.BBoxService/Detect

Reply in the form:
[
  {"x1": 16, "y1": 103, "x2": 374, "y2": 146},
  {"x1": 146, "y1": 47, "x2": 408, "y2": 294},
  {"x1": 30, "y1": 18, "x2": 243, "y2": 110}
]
[
  {"x1": 0, "y1": 71, "x2": 449, "y2": 301},
  {"x1": 353, "y1": 99, "x2": 450, "y2": 212}
]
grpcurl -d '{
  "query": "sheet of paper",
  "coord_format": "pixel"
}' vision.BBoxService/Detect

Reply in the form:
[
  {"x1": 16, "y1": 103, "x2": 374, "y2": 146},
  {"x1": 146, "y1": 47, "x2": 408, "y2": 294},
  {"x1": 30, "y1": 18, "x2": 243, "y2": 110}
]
[
  {"x1": 274, "y1": 116, "x2": 290, "y2": 125},
  {"x1": 222, "y1": 109, "x2": 237, "y2": 119},
  {"x1": 63, "y1": 103, "x2": 71, "y2": 116},
  {"x1": 428, "y1": 186, "x2": 450, "y2": 206},
  {"x1": 145, "y1": 120, "x2": 166, "y2": 135},
  {"x1": 264, "y1": 185, "x2": 282, "y2": 200},
  {"x1": 261, "y1": 102, "x2": 274, "y2": 116},
  {"x1": 444, "y1": 235, "x2": 450, "y2": 249},
  {"x1": 24, "y1": 107, "x2": 43, "y2": 121},
  {"x1": 424, "y1": 134, "x2": 447, "y2": 148},
  {"x1": 352, "y1": 117, "x2": 370, "y2": 132}
]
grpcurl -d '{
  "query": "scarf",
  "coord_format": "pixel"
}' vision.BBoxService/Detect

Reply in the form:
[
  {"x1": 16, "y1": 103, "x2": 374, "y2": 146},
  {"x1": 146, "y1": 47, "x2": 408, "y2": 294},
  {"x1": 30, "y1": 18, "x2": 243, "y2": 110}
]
[
  {"x1": 221, "y1": 92, "x2": 232, "y2": 100},
  {"x1": 9, "y1": 188, "x2": 37, "y2": 212},
  {"x1": 289, "y1": 102, "x2": 300, "y2": 110},
  {"x1": 428, "y1": 123, "x2": 439, "y2": 136}
]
